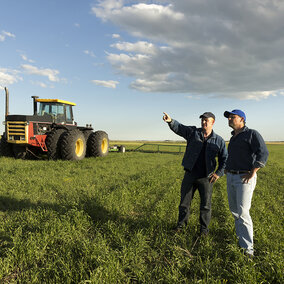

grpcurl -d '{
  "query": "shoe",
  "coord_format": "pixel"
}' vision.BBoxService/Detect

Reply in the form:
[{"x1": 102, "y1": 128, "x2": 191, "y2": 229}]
[
  {"x1": 242, "y1": 248, "x2": 254, "y2": 260},
  {"x1": 244, "y1": 252, "x2": 254, "y2": 260}
]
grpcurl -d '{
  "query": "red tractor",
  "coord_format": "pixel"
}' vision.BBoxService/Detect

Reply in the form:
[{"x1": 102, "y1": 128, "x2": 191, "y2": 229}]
[{"x1": 0, "y1": 88, "x2": 109, "y2": 160}]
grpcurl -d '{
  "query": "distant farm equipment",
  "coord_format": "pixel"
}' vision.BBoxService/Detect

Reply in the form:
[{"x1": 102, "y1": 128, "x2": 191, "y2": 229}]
[
  {"x1": 0, "y1": 87, "x2": 109, "y2": 160},
  {"x1": 133, "y1": 143, "x2": 186, "y2": 154},
  {"x1": 109, "y1": 145, "x2": 126, "y2": 153}
]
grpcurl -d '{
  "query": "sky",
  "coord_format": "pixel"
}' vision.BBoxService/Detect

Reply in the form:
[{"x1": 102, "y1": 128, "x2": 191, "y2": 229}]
[{"x1": 1, "y1": 0, "x2": 284, "y2": 141}]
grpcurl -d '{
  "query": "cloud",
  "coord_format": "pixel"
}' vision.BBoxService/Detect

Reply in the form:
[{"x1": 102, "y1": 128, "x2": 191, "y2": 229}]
[
  {"x1": 20, "y1": 54, "x2": 35, "y2": 63},
  {"x1": 92, "y1": 0, "x2": 284, "y2": 100},
  {"x1": 32, "y1": 81, "x2": 49, "y2": 88},
  {"x1": 0, "y1": 30, "x2": 15, "y2": 42},
  {"x1": 0, "y1": 68, "x2": 22, "y2": 87},
  {"x1": 111, "y1": 41, "x2": 158, "y2": 55},
  {"x1": 91, "y1": 0, "x2": 124, "y2": 21},
  {"x1": 91, "y1": 79, "x2": 119, "y2": 88},
  {"x1": 112, "y1": 33, "x2": 121, "y2": 39},
  {"x1": 84, "y1": 50, "x2": 96, "y2": 58},
  {"x1": 21, "y1": 64, "x2": 60, "y2": 82}
]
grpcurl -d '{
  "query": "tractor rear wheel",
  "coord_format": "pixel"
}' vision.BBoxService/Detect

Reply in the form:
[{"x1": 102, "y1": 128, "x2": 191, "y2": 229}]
[
  {"x1": 60, "y1": 129, "x2": 86, "y2": 161},
  {"x1": 0, "y1": 133, "x2": 13, "y2": 157},
  {"x1": 88, "y1": 131, "x2": 109, "y2": 157},
  {"x1": 46, "y1": 128, "x2": 66, "y2": 160}
]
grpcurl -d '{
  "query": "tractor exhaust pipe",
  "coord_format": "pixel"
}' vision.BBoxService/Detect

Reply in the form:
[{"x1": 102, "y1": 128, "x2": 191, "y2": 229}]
[
  {"x1": 31, "y1": 96, "x2": 39, "y2": 115},
  {"x1": 4, "y1": 87, "x2": 9, "y2": 117}
]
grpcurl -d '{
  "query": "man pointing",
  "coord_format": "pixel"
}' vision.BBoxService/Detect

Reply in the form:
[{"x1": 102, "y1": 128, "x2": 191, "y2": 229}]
[{"x1": 163, "y1": 112, "x2": 227, "y2": 235}]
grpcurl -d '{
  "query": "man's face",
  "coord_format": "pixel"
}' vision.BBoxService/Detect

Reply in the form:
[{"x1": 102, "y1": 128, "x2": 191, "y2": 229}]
[
  {"x1": 228, "y1": 114, "x2": 244, "y2": 128},
  {"x1": 201, "y1": 117, "x2": 215, "y2": 131}
]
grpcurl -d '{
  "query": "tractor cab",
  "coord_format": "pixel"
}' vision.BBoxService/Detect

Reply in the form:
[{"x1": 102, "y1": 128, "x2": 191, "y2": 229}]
[{"x1": 35, "y1": 98, "x2": 76, "y2": 125}]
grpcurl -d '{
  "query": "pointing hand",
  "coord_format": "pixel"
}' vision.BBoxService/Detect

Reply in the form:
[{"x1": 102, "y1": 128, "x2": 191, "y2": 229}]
[{"x1": 163, "y1": 112, "x2": 172, "y2": 123}]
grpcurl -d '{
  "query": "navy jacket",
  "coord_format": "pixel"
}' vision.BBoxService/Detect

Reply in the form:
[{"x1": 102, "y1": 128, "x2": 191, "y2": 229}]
[
  {"x1": 226, "y1": 126, "x2": 269, "y2": 171},
  {"x1": 169, "y1": 119, "x2": 228, "y2": 177}
]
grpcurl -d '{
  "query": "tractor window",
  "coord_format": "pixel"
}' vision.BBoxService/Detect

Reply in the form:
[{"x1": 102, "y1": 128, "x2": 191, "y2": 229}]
[
  {"x1": 51, "y1": 104, "x2": 64, "y2": 115},
  {"x1": 53, "y1": 104, "x2": 65, "y2": 123},
  {"x1": 39, "y1": 103, "x2": 65, "y2": 116},
  {"x1": 66, "y1": 105, "x2": 73, "y2": 122},
  {"x1": 39, "y1": 103, "x2": 51, "y2": 116},
  {"x1": 38, "y1": 103, "x2": 66, "y2": 122}
]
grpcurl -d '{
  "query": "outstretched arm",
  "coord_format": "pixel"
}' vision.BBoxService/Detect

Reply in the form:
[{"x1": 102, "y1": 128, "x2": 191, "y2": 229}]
[{"x1": 163, "y1": 112, "x2": 195, "y2": 140}]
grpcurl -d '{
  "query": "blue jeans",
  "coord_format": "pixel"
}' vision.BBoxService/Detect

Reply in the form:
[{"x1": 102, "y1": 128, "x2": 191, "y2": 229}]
[
  {"x1": 226, "y1": 173, "x2": 257, "y2": 255},
  {"x1": 178, "y1": 171, "x2": 213, "y2": 233}
]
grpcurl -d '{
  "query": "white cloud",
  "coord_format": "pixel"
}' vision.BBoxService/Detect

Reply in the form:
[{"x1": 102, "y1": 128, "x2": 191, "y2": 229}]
[
  {"x1": 0, "y1": 30, "x2": 15, "y2": 42},
  {"x1": 20, "y1": 54, "x2": 35, "y2": 63},
  {"x1": 32, "y1": 81, "x2": 48, "y2": 88},
  {"x1": 0, "y1": 68, "x2": 22, "y2": 87},
  {"x1": 91, "y1": 0, "x2": 124, "y2": 20},
  {"x1": 111, "y1": 41, "x2": 157, "y2": 55},
  {"x1": 107, "y1": 52, "x2": 152, "y2": 76},
  {"x1": 91, "y1": 79, "x2": 119, "y2": 88},
  {"x1": 112, "y1": 33, "x2": 121, "y2": 39},
  {"x1": 84, "y1": 50, "x2": 96, "y2": 58},
  {"x1": 92, "y1": 0, "x2": 284, "y2": 100},
  {"x1": 21, "y1": 64, "x2": 60, "y2": 82}
]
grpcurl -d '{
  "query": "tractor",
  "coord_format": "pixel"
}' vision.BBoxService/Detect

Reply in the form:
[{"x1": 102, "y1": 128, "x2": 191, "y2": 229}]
[{"x1": 0, "y1": 87, "x2": 109, "y2": 160}]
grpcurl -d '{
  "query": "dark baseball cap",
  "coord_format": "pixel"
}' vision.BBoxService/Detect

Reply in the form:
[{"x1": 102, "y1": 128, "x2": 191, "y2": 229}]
[
  {"x1": 224, "y1": 109, "x2": 246, "y2": 122},
  {"x1": 199, "y1": 112, "x2": 215, "y2": 120}
]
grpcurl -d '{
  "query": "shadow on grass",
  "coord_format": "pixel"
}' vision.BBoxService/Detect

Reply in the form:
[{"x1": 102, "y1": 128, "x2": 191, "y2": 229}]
[
  {"x1": 0, "y1": 192, "x2": 189, "y2": 254},
  {"x1": 0, "y1": 194, "x2": 154, "y2": 232},
  {"x1": 0, "y1": 195, "x2": 70, "y2": 214},
  {"x1": 78, "y1": 194, "x2": 154, "y2": 232}
]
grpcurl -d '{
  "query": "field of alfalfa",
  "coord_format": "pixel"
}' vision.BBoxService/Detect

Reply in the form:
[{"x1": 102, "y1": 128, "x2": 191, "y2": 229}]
[{"x1": 0, "y1": 143, "x2": 283, "y2": 283}]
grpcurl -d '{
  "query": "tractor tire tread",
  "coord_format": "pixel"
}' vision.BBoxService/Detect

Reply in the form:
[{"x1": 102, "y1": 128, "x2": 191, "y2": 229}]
[
  {"x1": 46, "y1": 128, "x2": 66, "y2": 160},
  {"x1": 87, "y1": 130, "x2": 109, "y2": 157},
  {"x1": 60, "y1": 129, "x2": 86, "y2": 160}
]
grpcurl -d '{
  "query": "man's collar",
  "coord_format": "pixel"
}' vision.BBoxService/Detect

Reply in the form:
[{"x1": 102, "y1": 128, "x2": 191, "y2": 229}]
[
  {"x1": 208, "y1": 130, "x2": 216, "y2": 138},
  {"x1": 231, "y1": 126, "x2": 248, "y2": 136},
  {"x1": 199, "y1": 128, "x2": 216, "y2": 138}
]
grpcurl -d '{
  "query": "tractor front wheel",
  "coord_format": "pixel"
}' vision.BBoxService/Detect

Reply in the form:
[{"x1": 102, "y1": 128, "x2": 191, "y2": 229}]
[
  {"x1": 60, "y1": 129, "x2": 86, "y2": 161},
  {"x1": 13, "y1": 145, "x2": 28, "y2": 159},
  {"x1": 46, "y1": 128, "x2": 66, "y2": 160},
  {"x1": 0, "y1": 133, "x2": 13, "y2": 157},
  {"x1": 87, "y1": 131, "x2": 109, "y2": 157}
]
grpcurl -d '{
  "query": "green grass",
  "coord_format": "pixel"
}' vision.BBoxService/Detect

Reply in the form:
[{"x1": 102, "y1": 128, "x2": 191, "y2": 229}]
[
  {"x1": 0, "y1": 144, "x2": 283, "y2": 283},
  {"x1": 266, "y1": 144, "x2": 284, "y2": 168}
]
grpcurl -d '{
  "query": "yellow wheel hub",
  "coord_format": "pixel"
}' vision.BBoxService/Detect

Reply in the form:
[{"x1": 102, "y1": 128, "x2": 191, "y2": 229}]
[
  {"x1": 75, "y1": 138, "x2": 84, "y2": 157},
  {"x1": 101, "y1": 138, "x2": 108, "y2": 153}
]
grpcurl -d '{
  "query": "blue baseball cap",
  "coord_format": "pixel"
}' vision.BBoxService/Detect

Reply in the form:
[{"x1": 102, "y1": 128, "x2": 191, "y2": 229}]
[{"x1": 224, "y1": 109, "x2": 246, "y2": 122}]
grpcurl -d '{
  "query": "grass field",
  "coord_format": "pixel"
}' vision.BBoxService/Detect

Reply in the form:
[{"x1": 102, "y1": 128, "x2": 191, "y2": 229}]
[{"x1": 0, "y1": 144, "x2": 283, "y2": 283}]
